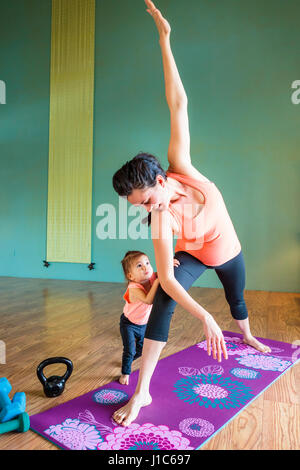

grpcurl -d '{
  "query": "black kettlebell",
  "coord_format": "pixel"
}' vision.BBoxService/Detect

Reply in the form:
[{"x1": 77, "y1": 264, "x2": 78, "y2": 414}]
[{"x1": 37, "y1": 357, "x2": 73, "y2": 398}]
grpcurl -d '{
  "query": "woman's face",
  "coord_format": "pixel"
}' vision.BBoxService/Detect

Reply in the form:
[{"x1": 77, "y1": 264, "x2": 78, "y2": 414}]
[{"x1": 127, "y1": 175, "x2": 169, "y2": 212}]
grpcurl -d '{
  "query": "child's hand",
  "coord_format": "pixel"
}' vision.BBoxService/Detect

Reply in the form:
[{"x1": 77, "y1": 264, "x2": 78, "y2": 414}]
[{"x1": 173, "y1": 258, "x2": 180, "y2": 268}]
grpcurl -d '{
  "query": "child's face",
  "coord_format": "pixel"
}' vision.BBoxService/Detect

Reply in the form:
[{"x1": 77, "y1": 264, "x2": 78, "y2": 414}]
[{"x1": 127, "y1": 255, "x2": 153, "y2": 284}]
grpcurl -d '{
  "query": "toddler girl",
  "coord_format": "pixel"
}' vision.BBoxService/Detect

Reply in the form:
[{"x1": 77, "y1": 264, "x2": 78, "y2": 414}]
[{"x1": 119, "y1": 250, "x2": 179, "y2": 385}]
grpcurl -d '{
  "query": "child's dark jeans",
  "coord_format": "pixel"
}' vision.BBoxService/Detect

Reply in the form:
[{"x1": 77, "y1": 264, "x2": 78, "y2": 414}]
[{"x1": 119, "y1": 313, "x2": 147, "y2": 375}]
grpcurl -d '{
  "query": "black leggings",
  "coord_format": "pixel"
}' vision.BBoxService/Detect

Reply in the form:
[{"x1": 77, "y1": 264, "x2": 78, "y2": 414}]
[{"x1": 145, "y1": 250, "x2": 248, "y2": 342}]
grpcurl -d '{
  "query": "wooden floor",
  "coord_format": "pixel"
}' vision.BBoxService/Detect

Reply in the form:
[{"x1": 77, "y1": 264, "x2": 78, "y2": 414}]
[{"x1": 0, "y1": 276, "x2": 299, "y2": 450}]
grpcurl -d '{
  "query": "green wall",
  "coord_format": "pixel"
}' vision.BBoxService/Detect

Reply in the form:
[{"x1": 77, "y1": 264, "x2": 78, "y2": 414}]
[{"x1": 0, "y1": 0, "x2": 299, "y2": 292}]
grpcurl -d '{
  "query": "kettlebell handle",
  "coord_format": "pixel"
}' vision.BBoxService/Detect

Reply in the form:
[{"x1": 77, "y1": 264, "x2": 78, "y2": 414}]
[{"x1": 37, "y1": 357, "x2": 73, "y2": 385}]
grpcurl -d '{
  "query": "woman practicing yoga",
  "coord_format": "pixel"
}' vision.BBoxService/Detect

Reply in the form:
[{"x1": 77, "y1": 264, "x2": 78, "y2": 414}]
[{"x1": 112, "y1": 0, "x2": 271, "y2": 427}]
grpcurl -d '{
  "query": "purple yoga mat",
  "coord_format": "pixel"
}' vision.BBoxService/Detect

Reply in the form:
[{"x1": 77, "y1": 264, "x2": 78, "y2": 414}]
[{"x1": 30, "y1": 331, "x2": 299, "y2": 450}]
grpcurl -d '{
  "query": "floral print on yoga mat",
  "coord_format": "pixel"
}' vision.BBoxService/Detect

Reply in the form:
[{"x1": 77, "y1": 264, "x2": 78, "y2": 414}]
[
  {"x1": 97, "y1": 422, "x2": 193, "y2": 450},
  {"x1": 92, "y1": 389, "x2": 128, "y2": 405},
  {"x1": 179, "y1": 417, "x2": 215, "y2": 438},
  {"x1": 44, "y1": 418, "x2": 194, "y2": 450},
  {"x1": 44, "y1": 418, "x2": 104, "y2": 450},
  {"x1": 235, "y1": 354, "x2": 292, "y2": 372},
  {"x1": 173, "y1": 374, "x2": 254, "y2": 409},
  {"x1": 178, "y1": 365, "x2": 224, "y2": 377},
  {"x1": 230, "y1": 368, "x2": 261, "y2": 379},
  {"x1": 200, "y1": 365, "x2": 224, "y2": 376}
]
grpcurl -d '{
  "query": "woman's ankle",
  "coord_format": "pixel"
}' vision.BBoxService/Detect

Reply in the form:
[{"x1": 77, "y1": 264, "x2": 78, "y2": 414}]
[{"x1": 134, "y1": 387, "x2": 151, "y2": 398}]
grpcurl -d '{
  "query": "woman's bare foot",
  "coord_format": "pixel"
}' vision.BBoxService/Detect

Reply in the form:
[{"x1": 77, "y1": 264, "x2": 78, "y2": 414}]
[
  {"x1": 119, "y1": 374, "x2": 130, "y2": 385},
  {"x1": 112, "y1": 392, "x2": 152, "y2": 427},
  {"x1": 243, "y1": 335, "x2": 271, "y2": 354}
]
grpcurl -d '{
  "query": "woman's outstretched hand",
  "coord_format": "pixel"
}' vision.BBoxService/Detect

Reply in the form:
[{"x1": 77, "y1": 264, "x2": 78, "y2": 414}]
[
  {"x1": 202, "y1": 313, "x2": 228, "y2": 362},
  {"x1": 144, "y1": 0, "x2": 171, "y2": 39}
]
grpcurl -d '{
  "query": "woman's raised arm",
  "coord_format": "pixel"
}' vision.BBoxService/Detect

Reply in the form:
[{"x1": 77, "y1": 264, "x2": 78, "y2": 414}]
[{"x1": 145, "y1": 0, "x2": 192, "y2": 174}]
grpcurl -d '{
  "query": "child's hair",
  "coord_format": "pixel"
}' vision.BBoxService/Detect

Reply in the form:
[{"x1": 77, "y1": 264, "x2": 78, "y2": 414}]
[{"x1": 121, "y1": 250, "x2": 148, "y2": 283}]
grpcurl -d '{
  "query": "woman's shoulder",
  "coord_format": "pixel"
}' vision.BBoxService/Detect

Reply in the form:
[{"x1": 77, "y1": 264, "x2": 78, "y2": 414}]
[{"x1": 166, "y1": 164, "x2": 211, "y2": 183}]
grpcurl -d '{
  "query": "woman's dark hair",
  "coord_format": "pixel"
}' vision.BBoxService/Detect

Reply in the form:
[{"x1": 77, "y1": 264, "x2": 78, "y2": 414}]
[{"x1": 112, "y1": 152, "x2": 167, "y2": 197}]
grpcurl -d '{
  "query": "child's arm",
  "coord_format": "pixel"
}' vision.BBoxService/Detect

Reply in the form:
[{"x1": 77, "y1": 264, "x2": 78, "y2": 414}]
[
  {"x1": 129, "y1": 278, "x2": 160, "y2": 305},
  {"x1": 129, "y1": 258, "x2": 180, "y2": 305}
]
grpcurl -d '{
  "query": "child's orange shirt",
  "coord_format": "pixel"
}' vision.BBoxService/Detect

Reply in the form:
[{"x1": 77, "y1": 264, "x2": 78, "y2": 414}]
[{"x1": 123, "y1": 272, "x2": 157, "y2": 325}]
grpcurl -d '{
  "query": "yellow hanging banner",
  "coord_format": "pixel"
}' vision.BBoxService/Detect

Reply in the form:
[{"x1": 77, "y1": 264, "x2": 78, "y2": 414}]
[{"x1": 47, "y1": 0, "x2": 95, "y2": 263}]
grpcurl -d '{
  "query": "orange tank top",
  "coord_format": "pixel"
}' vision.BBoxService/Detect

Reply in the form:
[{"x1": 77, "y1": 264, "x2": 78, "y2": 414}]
[
  {"x1": 123, "y1": 272, "x2": 157, "y2": 325},
  {"x1": 166, "y1": 171, "x2": 241, "y2": 266}
]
